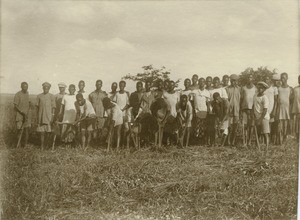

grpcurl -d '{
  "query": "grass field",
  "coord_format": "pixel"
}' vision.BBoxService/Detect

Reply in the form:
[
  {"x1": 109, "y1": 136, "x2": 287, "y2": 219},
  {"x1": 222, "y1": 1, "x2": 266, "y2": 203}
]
[{"x1": 0, "y1": 94, "x2": 298, "y2": 219}]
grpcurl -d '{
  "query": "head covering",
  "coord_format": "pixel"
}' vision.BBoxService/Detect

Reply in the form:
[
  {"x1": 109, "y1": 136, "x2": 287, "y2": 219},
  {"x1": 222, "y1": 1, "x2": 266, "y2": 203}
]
[
  {"x1": 257, "y1": 81, "x2": 269, "y2": 89},
  {"x1": 42, "y1": 82, "x2": 51, "y2": 87},
  {"x1": 58, "y1": 82, "x2": 67, "y2": 88},
  {"x1": 230, "y1": 74, "x2": 239, "y2": 80},
  {"x1": 273, "y1": 73, "x2": 280, "y2": 80}
]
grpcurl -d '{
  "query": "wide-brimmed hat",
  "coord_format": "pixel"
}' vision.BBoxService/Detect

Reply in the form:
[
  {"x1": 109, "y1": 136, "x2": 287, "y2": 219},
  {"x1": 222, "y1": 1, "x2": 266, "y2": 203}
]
[
  {"x1": 58, "y1": 82, "x2": 67, "y2": 88},
  {"x1": 257, "y1": 81, "x2": 269, "y2": 89}
]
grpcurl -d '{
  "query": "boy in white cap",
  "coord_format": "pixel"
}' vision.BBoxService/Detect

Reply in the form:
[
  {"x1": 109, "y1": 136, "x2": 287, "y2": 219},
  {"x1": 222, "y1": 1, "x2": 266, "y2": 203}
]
[
  {"x1": 36, "y1": 82, "x2": 56, "y2": 149},
  {"x1": 264, "y1": 75, "x2": 278, "y2": 144},
  {"x1": 253, "y1": 81, "x2": 270, "y2": 155},
  {"x1": 54, "y1": 82, "x2": 67, "y2": 122}
]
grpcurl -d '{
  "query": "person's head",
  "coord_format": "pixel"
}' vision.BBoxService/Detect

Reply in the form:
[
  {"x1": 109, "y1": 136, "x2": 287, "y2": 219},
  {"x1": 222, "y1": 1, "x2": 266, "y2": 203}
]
[
  {"x1": 222, "y1": 75, "x2": 229, "y2": 86},
  {"x1": 184, "y1": 78, "x2": 191, "y2": 89},
  {"x1": 119, "y1": 80, "x2": 126, "y2": 91},
  {"x1": 168, "y1": 80, "x2": 175, "y2": 92},
  {"x1": 192, "y1": 74, "x2": 198, "y2": 85},
  {"x1": 247, "y1": 74, "x2": 254, "y2": 84},
  {"x1": 198, "y1": 77, "x2": 206, "y2": 89},
  {"x1": 58, "y1": 83, "x2": 67, "y2": 93},
  {"x1": 180, "y1": 94, "x2": 188, "y2": 107},
  {"x1": 102, "y1": 97, "x2": 113, "y2": 109},
  {"x1": 111, "y1": 82, "x2": 118, "y2": 92},
  {"x1": 145, "y1": 80, "x2": 152, "y2": 92},
  {"x1": 257, "y1": 82, "x2": 268, "y2": 95},
  {"x1": 68, "y1": 84, "x2": 76, "y2": 95},
  {"x1": 21, "y1": 82, "x2": 28, "y2": 92},
  {"x1": 136, "y1": 81, "x2": 143, "y2": 92},
  {"x1": 157, "y1": 79, "x2": 163, "y2": 90},
  {"x1": 273, "y1": 73, "x2": 281, "y2": 87},
  {"x1": 42, "y1": 82, "x2": 51, "y2": 94},
  {"x1": 264, "y1": 75, "x2": 272, "y2": 85},
  {"x1": 76, "y1": 93, "x2": 85, "y2": 106},
  {"x1": 206, "y1": 76, "x2": 212, "y2": 87},
  {"x1": 230, "y1": 74, "x2": 239, "y2": 86},
  {"x1": 281, "y1": 72, "x2": 288, "y2": 84},
  {"x1": 78, "y1": 80, "x2": 85, "y2": 91},
  {"x1": 213, "y1": 92, "x2": 222, "y2": 103},
  {"x1": 95, "y1": 80, "x2": 103, "y2": 90},
  {"x1": 213, "y1": 77, "x2": 220, "y2": 88},
  {"x1": 298, "y1": 75, "x2": 300, "y2": 85},
  {"x1": 163, "y1": 80, "x2": 169, "y2": 90}
]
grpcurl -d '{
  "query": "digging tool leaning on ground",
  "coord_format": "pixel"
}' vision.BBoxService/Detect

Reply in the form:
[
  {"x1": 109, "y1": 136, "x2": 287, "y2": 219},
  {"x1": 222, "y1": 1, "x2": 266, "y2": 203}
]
[{"x1": 16, "y1": 103, "x2": 31, "y2": 148}]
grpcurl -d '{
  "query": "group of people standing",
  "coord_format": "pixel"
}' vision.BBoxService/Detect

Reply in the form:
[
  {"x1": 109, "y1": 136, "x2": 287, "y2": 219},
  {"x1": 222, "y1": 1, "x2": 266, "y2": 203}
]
[{"x1": 13, "y1": 72, "x2": 300, "y2": 152}]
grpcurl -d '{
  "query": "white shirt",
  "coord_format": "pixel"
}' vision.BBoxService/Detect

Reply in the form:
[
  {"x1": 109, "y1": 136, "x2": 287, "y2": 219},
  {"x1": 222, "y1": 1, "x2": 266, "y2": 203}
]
[
  {"x1": 264, "y1": 86, "x2": 278, "y2": 114},
  {"x1": 209, "y1": 87, "x2": 228, "y2": 99},
  {"x1": 61, "y1": 94, "x2": 77, "y2": 123},
  {"x1": 253, "y1": 94, "x2": 270, "y2": 120},
  {"x1": 113, "y1": 91, "x2": 129, "y2": 117},
  {"x1": 192, "y1": 89, "x2": 210, "y2": 112},
  {"x1": 163, "y1": 91, "x2": 180, "y2": 117},
  {"x1": 78, "y1": 100, "x2": 95, "y2": 118}
]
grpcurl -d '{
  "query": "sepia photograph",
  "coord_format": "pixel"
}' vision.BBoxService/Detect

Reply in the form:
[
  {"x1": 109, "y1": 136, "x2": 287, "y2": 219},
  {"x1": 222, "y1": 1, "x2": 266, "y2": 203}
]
[{"x1": 0, "y1": 0, "x2": 299, "y2": 219}]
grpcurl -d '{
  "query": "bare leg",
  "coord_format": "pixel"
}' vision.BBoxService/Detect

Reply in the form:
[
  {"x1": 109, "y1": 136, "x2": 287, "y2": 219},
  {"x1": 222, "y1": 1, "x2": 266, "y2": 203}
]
[
  {"x1": 81, "y1": 130, "x2": 86, "y2": 148},
  {"x1": 186, "y1": 128, "x2": 191, "y2": 147},
  {"x1": 87, "y1": 131, "x2": 92, "y2": 147},
  {"x1": 40, "y1": 132, "x2": 45, "y2": 150},
  {"x1": 116, "y1": 125, "x2": 121, "y2": 151},
  {"x1": 23, "y1": 128, "x2": 29, "y2": 147},
  {"x1": 264, "y1": 133, "x2": 269, "y2": 156}
]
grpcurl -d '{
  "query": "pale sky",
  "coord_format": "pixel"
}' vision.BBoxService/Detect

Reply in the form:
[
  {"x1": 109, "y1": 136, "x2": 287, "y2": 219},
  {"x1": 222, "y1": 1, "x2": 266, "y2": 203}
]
[{"x1": 1, "y1": 0, "x2": 299, "y2": 95}]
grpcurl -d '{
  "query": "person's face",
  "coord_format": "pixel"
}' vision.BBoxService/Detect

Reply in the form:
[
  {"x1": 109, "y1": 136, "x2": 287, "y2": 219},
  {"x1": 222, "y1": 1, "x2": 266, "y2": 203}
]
[
  {"x1": 111, "y1": 83, "x2": 117, "y2": 92},
  {"x1": 199, "y1": 79, "x2": 205, "y2": 88},
  {"x1": 96, "y1": 81, "x2": 102, "y2": 90},
  {"x1": 119, "y1": 82, "x2": 126, "y2": 91},
  {"x1": 180, "y1": 96, "x2": 187, "y2": 106},
  {"x1": 257, "y1": 85, "x2": 265, "y2": 94},
  {"x1": 136, "y1": 83, "x2": 143, "y2": 92},
  {"x1": 230, "y1": 79, "x2": 237, "y2": 86},
  {"x1": 158, "y1": 81, "x2": 163, "y2": 90},
  {"x1": 43, "y1": 86, "x2": 50, "y2": 94},
  {"x1": 164, "y1": 81, "x2": 169, "y2": 90},
  {"x1": 184, "y1": 79, "x2": 191, "y2": 89},
  {"x1": 213, "y1": 78, "x2": 220, "y2": 87},
  {"x1": 274, "y1": 80, "x2": 281, "y2": 87},
  {"x1": 223, "y1": 77, "x2": 229, "y2": 86},
  {"x1": 281, "y1": 74, "x2": 287, "y2": 84},
  {"x1": 264, "y1": 76, "x2": 271, "y2": 85},
  {"x1": 77, "y1": 96, "x2": 85, "y2": 106},
  {"x1": 206, "y1": 78, "x2": 212, "y2": 87},
  {"x1": 59, "y1": 87, "x2": 65, "y2": 93},
  {"x1": 69, "y1": 86, "x2": 76, "y2": 95},
  {"x1": 21, "y1": 83, "x2": 28, "y2": 92},
  {"x1": 78, "y1": 82, "x2": 85, "y2": 91},
  {"x1": 192, "y1": 75, "x2": 198, "y2": 84},
  {"x1": 145, "y1": 82, "x2": 151, "y2": 91},
  {"x1": 169, "y1": 82, "x2": 175, "y2": 91},
  {"x1": 248, "y1": 75, "x2": 253, "y2": 83}
]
